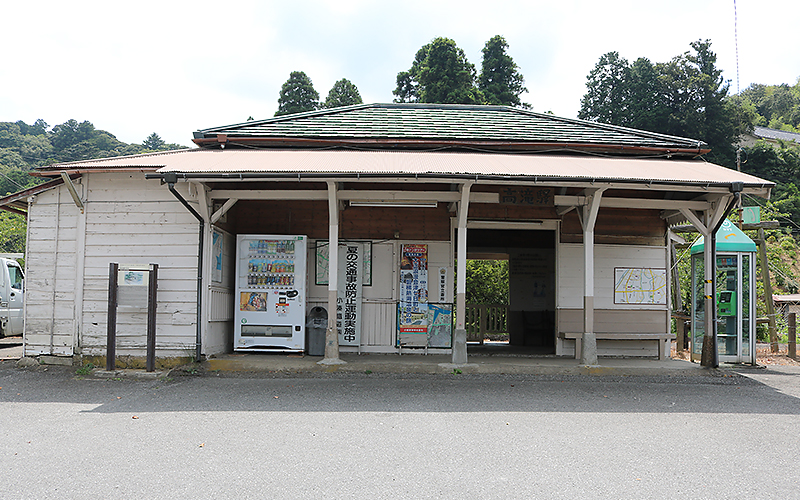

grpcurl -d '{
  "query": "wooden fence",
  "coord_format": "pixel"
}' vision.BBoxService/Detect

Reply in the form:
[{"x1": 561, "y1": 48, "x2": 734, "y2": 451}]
[{"x1": 465, "y1": 304, "x2": 509, "y2": 343}]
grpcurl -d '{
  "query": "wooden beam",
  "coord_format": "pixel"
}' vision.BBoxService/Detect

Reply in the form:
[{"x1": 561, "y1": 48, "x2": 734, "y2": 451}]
[
  {"x1": 671, "y1": 220, "x2": 780, "y2": 233},
  {"x1": 209, "y1": 189, "x2": 499, "y2": 203},
  {"x1": 555, "y1": 195, "x2": 712, "y2": 211},
  {"x1": 211, "y1": 198, "x2": 238, "y2": 224}
]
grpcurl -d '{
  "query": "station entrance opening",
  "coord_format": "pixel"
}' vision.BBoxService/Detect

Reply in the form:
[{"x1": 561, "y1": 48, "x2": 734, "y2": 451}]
[{"x1": 466, "y1": 228, "x2": 556, "y2": 354}]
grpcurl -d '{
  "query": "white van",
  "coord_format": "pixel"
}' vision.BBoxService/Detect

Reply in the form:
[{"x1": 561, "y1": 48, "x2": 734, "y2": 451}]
[{"x1": 0, "y1": 256, "x2": 24, "y2": 337}]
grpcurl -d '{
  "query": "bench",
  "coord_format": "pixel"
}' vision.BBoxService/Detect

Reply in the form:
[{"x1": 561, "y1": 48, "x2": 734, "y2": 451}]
[{"x1": 558, "y1": 332, "x2": 676, "y2": 360}]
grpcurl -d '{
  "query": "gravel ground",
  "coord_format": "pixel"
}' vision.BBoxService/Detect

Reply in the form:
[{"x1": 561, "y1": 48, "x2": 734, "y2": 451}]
[{"x1": 672, "y1": 341, "x2": 800, "y2": 366}]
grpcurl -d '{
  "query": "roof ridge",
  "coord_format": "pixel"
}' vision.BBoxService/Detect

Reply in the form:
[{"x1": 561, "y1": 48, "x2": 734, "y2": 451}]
[
  {"x1": 196, "y1": 104, "x2": 377, "y2": 135},
  {"x1": 504, "y1": 106, "x2": 706, "y2": 146}
]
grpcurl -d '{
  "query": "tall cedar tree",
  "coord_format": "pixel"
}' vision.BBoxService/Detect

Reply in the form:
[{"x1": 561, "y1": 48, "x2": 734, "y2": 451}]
[
  {"x1": 478, "y1": 36, "x2": 527, "y2": 107},
  {"x1": 143, "y1": 132, "x2": 166, "y2": 150},
  {"x1": 323, "y1": 79, "x2": 363, "y2": 109},
  {"x1": 393, "y1": 38, "x2": 484, "y2": 105},
  {"x1": 579, "y1": 40, "x2": 742, "y2": 167},
  {"x1": 275, "y1": 71, "x2": 319, "y2": 116}
]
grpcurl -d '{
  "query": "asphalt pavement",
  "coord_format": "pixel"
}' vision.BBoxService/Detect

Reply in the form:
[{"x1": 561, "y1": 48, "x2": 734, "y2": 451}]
[{"x1": 1, "y1": 360, "x2": 799, "y2": 500}]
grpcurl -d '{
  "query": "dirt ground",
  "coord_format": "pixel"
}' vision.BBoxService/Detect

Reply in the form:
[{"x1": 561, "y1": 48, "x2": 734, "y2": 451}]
[{"x1": 672, "y1": 341, "x2": 800, "y2": 366}]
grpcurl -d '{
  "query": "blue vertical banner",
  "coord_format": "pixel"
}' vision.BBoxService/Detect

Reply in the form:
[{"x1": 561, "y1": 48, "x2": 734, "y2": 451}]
[{"x1": 399, "y1": 244, "x2": 428, "y2": 340}]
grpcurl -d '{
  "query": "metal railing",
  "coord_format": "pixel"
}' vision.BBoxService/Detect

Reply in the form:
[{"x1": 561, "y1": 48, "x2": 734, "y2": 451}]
[{"x1": 465, "y1": 304, "x2": 509, "y2": 344}]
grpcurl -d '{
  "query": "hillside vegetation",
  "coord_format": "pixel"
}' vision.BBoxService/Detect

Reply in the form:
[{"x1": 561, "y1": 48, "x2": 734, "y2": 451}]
[{"x1": 0, "y1": 119, "x2": 185, "y2": 252}]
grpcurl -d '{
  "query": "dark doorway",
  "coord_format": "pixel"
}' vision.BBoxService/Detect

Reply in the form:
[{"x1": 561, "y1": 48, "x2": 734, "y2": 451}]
[{"x1": 467, "y1": 229, "x2": 556, "y2": 354}]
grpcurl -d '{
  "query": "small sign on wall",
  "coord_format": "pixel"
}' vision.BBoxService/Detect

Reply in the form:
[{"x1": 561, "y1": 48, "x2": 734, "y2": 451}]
[
  {"x1": 437, "y1": 267, "x2": 448, "y2": 303},
  {"x1": 117, "y1": 265, "x2": 150, "y2": 308}
]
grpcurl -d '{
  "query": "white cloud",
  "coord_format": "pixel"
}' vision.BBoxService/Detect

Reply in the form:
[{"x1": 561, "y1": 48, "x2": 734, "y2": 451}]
[{"x1": 2, "y1": 0, "x2": 798, "y2": 146}]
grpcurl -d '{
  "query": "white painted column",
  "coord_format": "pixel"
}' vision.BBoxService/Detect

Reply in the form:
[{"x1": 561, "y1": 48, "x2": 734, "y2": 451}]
[
  {"x1": 320, "y1": 181, "x2": 345, "y2": 365},
  {"x1": 581, "y1": 189, "x2": 604, "y2": 366},
  {"x1": 452, "y1": 181, "x2": 473, "y2": 365}
]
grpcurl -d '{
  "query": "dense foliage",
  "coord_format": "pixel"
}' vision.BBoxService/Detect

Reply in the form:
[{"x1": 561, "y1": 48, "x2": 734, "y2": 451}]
[
  {"x1": 738, "y1": 81, "x2": 800, "y2": 132},
  {"x1": 465, "y1": 260, "x2": 509, "y2": 305}
]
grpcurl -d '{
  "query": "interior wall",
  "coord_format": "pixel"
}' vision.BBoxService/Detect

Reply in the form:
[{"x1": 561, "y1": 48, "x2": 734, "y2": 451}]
[{"x1": 508, "y1": 247, "x2": 556, "y2": 347}]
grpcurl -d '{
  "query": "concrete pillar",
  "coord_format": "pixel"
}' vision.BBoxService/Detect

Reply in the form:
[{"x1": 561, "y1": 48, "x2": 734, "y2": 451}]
[{"x1": 320, "y1": 181, "x2": 345, "y2": 366}]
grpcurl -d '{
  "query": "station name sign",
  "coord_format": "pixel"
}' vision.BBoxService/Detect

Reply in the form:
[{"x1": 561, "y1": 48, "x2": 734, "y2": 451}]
[{"x1": 500, "y1": 187, "x2": 554, "y2": 206}]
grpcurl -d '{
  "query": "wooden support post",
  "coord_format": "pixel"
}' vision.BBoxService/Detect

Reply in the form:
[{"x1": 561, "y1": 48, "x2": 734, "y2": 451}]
[
  {"x1": 676, "y1": 318, "x2": 686, "y2": 352},
  {"x1": 757, "y1": 228, "x2": 778, "y2": 353},
  {"x1": 670, "y1": 242, "x2": 682, "y2": 312},
  {"x1": 146, "y1": 263, "x2": 158, "y2": 372},
  {"x1": 789, "y1": 313, "x2": 796, "y2": 360},
  {"x1": 479, "y1": 305, "x2": 487, "y2": 344},
  {"x1": 106, "y1": 263, "x2": 119, "y2": 371}
]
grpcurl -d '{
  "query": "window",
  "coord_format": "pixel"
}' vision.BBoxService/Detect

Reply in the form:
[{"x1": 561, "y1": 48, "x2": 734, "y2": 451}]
[{"x1": 7, "y1": 264, "x2": 23, "y2": 291}]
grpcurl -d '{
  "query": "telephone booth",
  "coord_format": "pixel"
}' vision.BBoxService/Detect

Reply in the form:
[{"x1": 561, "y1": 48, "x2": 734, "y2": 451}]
[{"x1": 690, "y1": 219, "x2": 757, "y2": 364}]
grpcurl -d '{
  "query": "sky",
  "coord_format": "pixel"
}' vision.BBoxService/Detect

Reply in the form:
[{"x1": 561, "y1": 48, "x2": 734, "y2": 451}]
[{"x1": 3, "y1": 0, "x2": 799, "y2": 147}]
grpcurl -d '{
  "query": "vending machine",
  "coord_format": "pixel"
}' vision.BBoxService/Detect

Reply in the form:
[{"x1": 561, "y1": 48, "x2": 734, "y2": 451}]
[{"x1": 234, "y1": 234, "x2": 307, "y2": 352}]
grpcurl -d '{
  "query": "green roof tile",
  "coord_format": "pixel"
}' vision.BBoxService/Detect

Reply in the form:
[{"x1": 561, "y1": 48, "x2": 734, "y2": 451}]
[{"x1": 195, "y1": 103, "x2": 706, "y2": 151}]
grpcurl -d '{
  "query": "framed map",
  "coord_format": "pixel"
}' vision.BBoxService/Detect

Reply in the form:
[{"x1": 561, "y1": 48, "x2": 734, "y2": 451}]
[
  {"x1": 613, "y1": 268, "x2": 668, "y2": 305},
  {"x1": 315, "y1": 240, "x2": 372, "y2": 286}
]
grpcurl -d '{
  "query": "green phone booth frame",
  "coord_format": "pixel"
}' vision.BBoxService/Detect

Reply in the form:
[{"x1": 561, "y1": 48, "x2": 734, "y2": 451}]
[{"x1": 690, "y1": 219, "x2": 757, "y2": 364}]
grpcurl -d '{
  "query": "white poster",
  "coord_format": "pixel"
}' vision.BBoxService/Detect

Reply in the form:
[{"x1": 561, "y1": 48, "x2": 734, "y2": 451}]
[
  {"x1": 337, "y1": 243, "x2": 362, "y2": 346},
  {"x1": 212, "y1": 230, "x2": 223, "y2": 283},
  {"x1": 437, "y1": 267, "x2": 448, "y2": 303}
]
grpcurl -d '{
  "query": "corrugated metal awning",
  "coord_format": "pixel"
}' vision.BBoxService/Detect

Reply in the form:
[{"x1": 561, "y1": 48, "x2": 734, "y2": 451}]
[{"x1": 40, "y1": 148, "x2": 773, "y2": 195}]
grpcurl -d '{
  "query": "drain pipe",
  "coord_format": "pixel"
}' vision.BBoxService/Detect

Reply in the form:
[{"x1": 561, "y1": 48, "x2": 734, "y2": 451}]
[
  {"x1": 164, "y1": 173, "x2": 204, "y2": 362},
  {"x1": 708, "y1": 181, "x2": 744, "y2": 368}
]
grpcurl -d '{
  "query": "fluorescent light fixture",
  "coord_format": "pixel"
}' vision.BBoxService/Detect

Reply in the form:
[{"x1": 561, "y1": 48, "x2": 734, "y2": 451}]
[{"x1": 349, "y1": 200, "x2": 438, "y2": 208}]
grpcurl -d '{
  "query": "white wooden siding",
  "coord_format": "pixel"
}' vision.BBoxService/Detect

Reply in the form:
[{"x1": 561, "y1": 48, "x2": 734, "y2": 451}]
[
  {"x1": 558, "y1": 309, "x2": 668, "y2": 333},
  {"x1": 25, "y1": 185, "x2": 78, "y2": 356},
  {"x1": 556, "y1": 243, "x2": 669, "y2": 357},
  {"x1": 79, "y1": 175, "x2": 200, "y2": 356},
  {"x1": 558, "y1": 339, "x2": 661, "y2": 358},
  {"x1": 558, "y1": 244, "x2": 668, "y2": 310},
  {"x1": 25, "y1": 173, "x2": 203, "y2": 357}
]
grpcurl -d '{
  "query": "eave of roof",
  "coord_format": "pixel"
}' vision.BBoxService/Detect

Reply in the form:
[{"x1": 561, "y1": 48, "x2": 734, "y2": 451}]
[
  {"x1": 0, "y1": 174, "x2": 80, "y2": 215},
  {"x1": 31, "y1": 148, "x2": 773, "y2": 197}
]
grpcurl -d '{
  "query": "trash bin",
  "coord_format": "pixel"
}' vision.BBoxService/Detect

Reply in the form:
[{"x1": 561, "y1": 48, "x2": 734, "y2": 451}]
[{"x1": 306, "y1": 306, "x2": 327, "y2": 356}]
